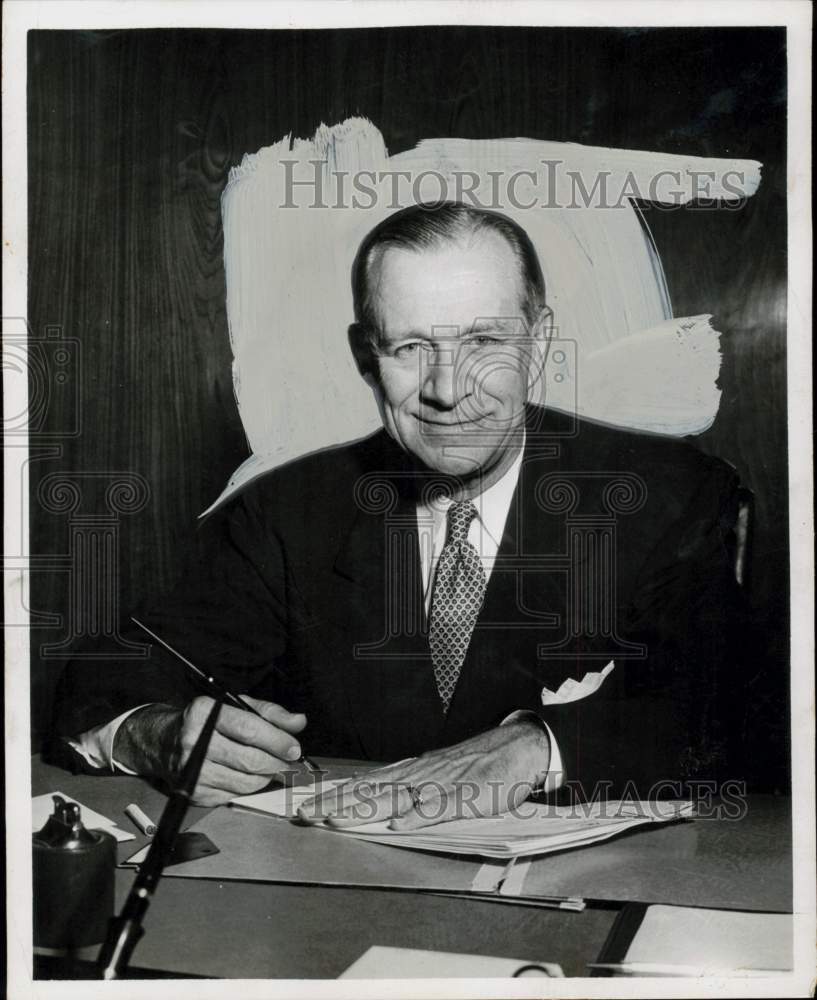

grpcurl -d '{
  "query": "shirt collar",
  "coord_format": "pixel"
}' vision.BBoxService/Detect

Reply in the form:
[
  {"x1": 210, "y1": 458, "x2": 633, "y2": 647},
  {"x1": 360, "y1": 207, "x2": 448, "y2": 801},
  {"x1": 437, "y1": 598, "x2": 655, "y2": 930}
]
[{"x1": 417, "y1": 433, "x2": 525, "y2": 549}]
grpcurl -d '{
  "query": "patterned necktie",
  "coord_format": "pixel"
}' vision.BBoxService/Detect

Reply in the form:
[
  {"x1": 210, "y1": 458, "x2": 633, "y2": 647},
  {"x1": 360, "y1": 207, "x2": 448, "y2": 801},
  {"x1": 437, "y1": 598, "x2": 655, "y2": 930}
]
[{"x1": 429, "y1": 500, "x2": 488, "y2": 712}]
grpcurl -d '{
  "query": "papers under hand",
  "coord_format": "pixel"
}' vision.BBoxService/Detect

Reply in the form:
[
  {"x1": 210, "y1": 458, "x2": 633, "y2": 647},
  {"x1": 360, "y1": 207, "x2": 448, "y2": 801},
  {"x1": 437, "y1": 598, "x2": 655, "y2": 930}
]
[
  {"x1": 229, "y1": 784, "x2": 693, "y2": 861},
  {"x1": 230, "y1": 779, "x2": 349, "y2": 818},
  {"x1": 332, "y1": 800, "x2": 694, "y2": 860}
]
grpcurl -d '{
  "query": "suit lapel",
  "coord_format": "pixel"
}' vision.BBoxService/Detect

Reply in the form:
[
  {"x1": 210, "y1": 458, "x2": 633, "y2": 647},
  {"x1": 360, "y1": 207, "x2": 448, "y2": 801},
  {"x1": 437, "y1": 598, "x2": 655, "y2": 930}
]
[{"x1": 332, "y1": 467, "x2": 445, "y2": 760}]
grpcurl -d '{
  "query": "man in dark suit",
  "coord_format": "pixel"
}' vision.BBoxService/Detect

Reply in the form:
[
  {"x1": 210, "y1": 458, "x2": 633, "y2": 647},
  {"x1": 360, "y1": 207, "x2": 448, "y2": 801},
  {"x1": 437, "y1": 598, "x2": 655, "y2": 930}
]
[{"x1": 53, "y1": 202, "x2": 744, "y2": 828}]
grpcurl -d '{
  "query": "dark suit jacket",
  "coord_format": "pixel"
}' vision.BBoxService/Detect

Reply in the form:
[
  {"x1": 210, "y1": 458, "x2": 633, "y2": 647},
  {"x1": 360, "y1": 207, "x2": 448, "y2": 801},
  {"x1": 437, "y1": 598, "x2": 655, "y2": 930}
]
[{"x1": 53, "y1": 405, "x2": 746, "y2": 797}]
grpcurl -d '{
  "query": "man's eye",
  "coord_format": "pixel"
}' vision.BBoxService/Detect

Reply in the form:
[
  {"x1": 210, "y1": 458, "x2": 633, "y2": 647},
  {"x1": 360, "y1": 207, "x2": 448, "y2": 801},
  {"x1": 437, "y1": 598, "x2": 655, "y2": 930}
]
[
  {"x1": 393, "y1": 343, "x2": 422, "y2": 360},
  {"x1": 465, "y1": 335, "x2": 501, "y2": 348}
]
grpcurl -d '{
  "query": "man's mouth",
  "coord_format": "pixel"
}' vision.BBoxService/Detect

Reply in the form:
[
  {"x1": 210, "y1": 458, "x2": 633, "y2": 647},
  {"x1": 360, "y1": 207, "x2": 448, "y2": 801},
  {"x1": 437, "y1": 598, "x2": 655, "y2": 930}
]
[{"x1": 414, "y1": 413, "x2": 485, "y2": 428}]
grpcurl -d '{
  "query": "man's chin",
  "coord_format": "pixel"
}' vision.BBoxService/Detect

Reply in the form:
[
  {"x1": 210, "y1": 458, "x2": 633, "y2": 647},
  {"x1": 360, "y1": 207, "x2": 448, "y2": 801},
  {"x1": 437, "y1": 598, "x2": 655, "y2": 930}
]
[{"x1": 413, "y1": 446, "x2": 497, "y2": 481}]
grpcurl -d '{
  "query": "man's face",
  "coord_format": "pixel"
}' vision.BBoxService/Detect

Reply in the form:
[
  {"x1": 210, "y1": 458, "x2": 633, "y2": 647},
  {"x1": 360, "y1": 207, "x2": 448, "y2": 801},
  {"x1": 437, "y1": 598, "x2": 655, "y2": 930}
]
[{"x1": 365, "y1": 232, "x2": 543, "y2": 490}]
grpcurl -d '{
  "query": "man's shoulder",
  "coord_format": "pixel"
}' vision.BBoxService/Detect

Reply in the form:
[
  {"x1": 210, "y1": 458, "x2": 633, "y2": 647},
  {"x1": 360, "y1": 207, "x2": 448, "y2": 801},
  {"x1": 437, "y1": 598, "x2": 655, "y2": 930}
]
[
  {"x1": 536, "y1": 405, "x2": 731, "y2": 469},
  {"x1": 225, "y1": 428, "x2": 394, "y2": 519},
  {"x1": 528, "y1": 406, "x2": 739, "y2": 515}
]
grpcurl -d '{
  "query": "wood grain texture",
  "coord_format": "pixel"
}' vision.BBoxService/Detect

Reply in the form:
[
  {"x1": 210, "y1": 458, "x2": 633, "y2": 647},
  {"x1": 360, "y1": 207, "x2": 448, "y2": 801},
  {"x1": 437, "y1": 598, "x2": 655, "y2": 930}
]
[{"x1": 27, "y1": 28, "x2": 789, "y2": 782}]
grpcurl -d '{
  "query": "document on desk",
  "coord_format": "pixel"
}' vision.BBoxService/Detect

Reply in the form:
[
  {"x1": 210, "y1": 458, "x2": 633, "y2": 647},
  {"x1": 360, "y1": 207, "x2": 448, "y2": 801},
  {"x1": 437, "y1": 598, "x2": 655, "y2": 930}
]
[
  {"x1": 123, "y1": 787, "x2": 790, "y2": 912},
  {"x1": 129, "y1": 781, "x2": 688, "y2": 900},
  {"x1": 230, "y1": 786, "x2": 694, "y2": 860},
  {"x1": 330, "y1": 801, "x2": 693, "y2": 859}
]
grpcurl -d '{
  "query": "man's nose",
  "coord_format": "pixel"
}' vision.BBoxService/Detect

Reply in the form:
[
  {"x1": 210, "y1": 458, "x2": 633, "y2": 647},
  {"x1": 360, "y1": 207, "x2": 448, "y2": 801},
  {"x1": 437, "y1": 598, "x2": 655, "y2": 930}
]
[{"x1": 420, "y1": 348, "x2": 460, "y2": 408}]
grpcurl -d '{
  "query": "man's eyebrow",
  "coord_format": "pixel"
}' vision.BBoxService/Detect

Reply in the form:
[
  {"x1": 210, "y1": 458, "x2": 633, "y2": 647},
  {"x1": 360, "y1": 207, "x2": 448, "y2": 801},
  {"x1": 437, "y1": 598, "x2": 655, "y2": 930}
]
[
  {"x1": 378, "y1": 328, "x2": 433, "y2": 343},
  {"x1": 467, "y1": 318, "x2": 522, "y2": 334},
  {"x1": 379, "y1": 319, "x2": 522, "y2": 343}
]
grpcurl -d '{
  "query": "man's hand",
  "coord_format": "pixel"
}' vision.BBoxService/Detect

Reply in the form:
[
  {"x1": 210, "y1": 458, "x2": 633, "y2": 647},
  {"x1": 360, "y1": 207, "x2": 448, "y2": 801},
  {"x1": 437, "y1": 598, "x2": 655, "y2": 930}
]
[
  {"x1": 113, "y1": 696, "x2": 308, "y2": 806},
  {"x1": 297, "y1": 717, "x2": 550, "y2": 830}
]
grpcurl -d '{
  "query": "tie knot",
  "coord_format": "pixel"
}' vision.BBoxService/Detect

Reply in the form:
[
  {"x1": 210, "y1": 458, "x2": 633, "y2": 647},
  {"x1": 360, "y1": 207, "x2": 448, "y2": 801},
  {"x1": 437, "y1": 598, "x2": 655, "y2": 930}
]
[{"x1": 446, "y1": 500, "x2": 478, "y2": 545}]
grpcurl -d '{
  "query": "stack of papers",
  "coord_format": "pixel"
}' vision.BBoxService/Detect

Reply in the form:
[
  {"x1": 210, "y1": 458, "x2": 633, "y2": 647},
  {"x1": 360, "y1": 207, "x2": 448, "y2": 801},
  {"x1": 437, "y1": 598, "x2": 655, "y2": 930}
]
[
  {"x1": 333, "y1": 801, "x2": 694, "y2": 859},
  {"x1": 230, "y1": 784, "x2": 693, "y2": 860},
  {"x1": 32, "y1": 792, "x2": 135, "y2": 843}
]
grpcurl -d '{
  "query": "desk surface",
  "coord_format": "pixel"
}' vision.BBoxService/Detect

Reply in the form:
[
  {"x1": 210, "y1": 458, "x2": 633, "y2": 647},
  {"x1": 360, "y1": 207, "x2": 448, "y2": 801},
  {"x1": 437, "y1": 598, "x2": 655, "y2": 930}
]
[{"x1": 31, "y1": 756, "x2": 791, "y2": 979}]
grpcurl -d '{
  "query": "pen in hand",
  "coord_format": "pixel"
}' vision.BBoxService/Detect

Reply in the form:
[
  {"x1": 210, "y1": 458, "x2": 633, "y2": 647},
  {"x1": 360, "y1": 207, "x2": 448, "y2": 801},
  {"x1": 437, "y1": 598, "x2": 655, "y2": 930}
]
[{"x1": 130, "y1": 616, "x2": 319, "y2": 773}]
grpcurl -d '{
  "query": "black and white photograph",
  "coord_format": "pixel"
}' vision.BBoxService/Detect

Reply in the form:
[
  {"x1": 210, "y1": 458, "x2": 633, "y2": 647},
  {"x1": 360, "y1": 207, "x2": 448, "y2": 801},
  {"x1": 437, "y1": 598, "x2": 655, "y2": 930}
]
[{"x1": 3, "y1": 1, "x2": 814, "y2": 996}]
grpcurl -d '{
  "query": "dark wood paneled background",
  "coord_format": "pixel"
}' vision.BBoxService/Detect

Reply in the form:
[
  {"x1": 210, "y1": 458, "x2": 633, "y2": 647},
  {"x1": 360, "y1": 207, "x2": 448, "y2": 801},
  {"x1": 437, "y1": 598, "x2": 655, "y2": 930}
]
[{"x1": 27, "y1": 27, "x2": 788, "y2": 783}]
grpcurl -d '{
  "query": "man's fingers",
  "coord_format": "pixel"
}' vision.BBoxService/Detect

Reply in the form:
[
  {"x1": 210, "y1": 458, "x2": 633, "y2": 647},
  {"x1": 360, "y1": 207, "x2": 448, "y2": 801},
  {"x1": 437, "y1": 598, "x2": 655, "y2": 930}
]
[
  {"x1": 206, "y1": 730, "x2": 286, "y2": 777},
  {"x1": 328, "y1": 778, "x2": 396, "y2": 816},
  {"x1": 239, "y1": 696, "x2": 307, "y2": 734},
  {"x1": 325, "y1": 784, "x2": 416, "y2": 827},
  {"x1": 326, "y1": 778, "x2": 449, "y2": 827},
  {"x1": 297, "y1": 768, "x2": 442, "y2": 825},
  {"x1": 297, "y1": 779, "x2": 354, "y2": 823},
  {"x1": 389, "y1": 780, "x2": 530, "y2": 829},
  {"x1": 317, "y1": 758, "x2": 421, "y2": 812},
  {"x1": 193, "y1": 759, "x2": 272, "y2": 803},
  {"x1": 298, "y1": 778, "x2": 407, "y2": 824},
  {"x1": 388, "y1": 788, "x2": 459, "y2": 831},
  {"x1": 213, "y1": 703, "x2": 303, "y2": 762}
]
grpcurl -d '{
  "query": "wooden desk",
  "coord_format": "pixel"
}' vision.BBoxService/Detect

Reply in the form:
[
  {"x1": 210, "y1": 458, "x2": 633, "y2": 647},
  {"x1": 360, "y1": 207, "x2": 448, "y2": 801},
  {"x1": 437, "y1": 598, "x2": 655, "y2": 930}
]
[{"x1": 31, "y1": 756, "x2": 790, "y2": 979}]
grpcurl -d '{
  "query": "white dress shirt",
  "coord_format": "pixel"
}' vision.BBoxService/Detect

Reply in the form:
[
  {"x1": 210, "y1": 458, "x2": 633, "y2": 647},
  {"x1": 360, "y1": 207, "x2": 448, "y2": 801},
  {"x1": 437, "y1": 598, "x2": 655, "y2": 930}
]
[
  {"x1": 68, "y1": 705, "x2": 146, "y2": 774},
  {"x1": 71, "y1": 438, "x2": 564, "y2": 792},
  {"x1": 416, "y1": 447, "x2": 525, "y2": 617}
]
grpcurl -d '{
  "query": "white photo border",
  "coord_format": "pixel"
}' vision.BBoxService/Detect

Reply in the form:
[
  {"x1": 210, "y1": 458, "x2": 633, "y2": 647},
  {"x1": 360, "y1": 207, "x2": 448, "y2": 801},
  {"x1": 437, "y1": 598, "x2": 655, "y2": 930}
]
[{"x1": 3, "y1": 3, "x2": 813, "y2": 998}]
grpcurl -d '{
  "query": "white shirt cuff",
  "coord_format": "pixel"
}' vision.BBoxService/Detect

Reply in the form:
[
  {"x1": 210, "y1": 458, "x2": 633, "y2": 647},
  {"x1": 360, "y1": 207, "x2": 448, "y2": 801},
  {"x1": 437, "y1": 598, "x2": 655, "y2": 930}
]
[
  {"x1": 500, "y1": 709, "x2": 565, "y2": 793},
  {"x1": 66, "y1": 704, "x2": 153, "y2": 775}
]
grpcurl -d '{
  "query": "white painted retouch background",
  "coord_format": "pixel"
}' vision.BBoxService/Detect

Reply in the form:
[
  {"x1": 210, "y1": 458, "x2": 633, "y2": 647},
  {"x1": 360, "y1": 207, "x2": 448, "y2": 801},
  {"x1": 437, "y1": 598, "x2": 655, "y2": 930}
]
[{"x1": 213, "y1": 119, "x2": 761, "y2": 510}]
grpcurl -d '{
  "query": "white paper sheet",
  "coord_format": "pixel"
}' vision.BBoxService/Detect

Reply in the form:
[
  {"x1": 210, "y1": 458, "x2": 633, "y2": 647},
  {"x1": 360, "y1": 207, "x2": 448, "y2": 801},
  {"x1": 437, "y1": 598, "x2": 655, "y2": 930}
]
[
  {"x1": 339, "y1": 945, "x2": 564, "y2": 978},
  {"x1": 623, "y1": 904, "x2": 792, "y2": 973}
]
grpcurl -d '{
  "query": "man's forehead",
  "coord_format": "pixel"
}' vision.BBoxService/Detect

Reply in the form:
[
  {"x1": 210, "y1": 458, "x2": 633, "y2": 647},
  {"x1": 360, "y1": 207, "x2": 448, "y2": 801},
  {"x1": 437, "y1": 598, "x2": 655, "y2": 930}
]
[
  {"x1": 370, "y1": 233, "x2": 526, "y2": 333},
  {"x1": 373, "y1": 229, "x2": 520, "y2": 282}
]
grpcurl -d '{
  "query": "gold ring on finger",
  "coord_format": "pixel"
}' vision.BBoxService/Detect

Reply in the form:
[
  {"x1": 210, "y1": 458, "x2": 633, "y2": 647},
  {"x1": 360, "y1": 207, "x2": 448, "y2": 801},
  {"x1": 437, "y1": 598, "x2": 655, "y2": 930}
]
[{"x1": 408, "y1": 784, "x2": 425, "y2": 810}]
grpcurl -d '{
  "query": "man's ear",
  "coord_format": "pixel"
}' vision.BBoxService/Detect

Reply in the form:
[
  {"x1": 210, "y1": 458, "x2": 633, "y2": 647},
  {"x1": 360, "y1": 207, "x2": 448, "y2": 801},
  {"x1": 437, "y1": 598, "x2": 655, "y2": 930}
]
[
  {"x1": 348, "y1": 323, "x2": 378, "y2": 383},
  {"x1": 527, "y1": 306, "x2": 554, "y2": 388}
]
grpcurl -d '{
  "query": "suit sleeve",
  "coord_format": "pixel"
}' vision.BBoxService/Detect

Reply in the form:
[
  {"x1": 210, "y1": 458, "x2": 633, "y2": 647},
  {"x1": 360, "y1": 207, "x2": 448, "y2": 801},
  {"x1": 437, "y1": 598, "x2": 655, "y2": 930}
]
[
  {"x1": 540, "y1": 459, "x2": 748, "y2": 799},
  {"x1": 49, "y1": 491, "x2": 294, "y2": 751}
]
